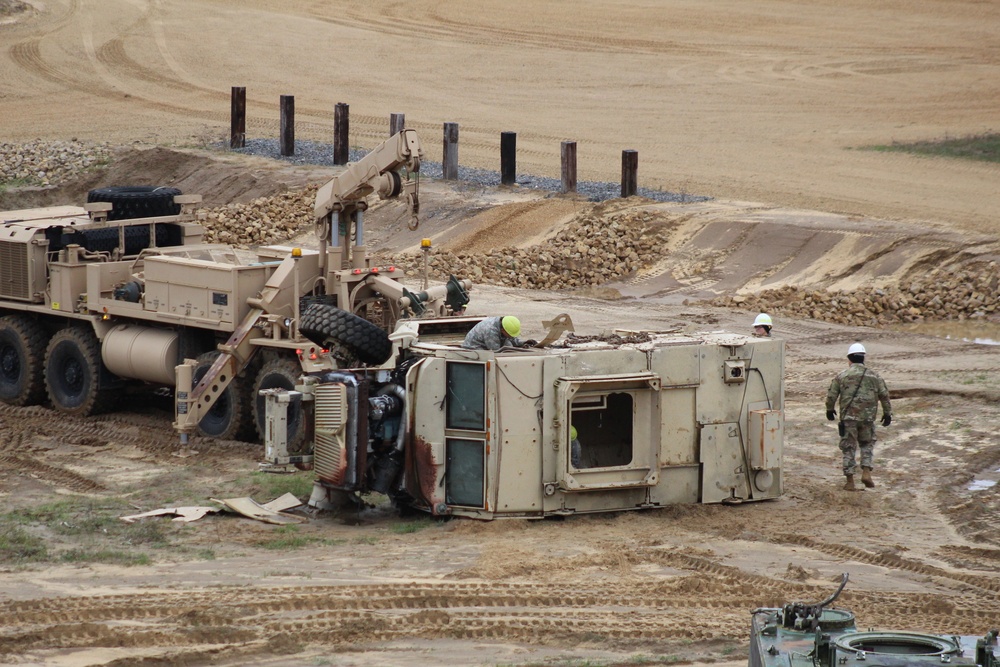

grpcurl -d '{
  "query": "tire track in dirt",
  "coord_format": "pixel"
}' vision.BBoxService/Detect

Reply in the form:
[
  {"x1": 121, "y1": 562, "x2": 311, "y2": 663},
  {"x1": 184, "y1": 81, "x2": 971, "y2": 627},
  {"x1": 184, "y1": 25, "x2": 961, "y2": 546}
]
[
  {"x1": 0, "y1": 576, "x2": 823, "y2": 656},
  {"x1": 935, "y1": 545, "x2": 1000, "y2": 572},
  {"x1": 0, "y1": 401, "x2": 258, "y2": 492},
  {"x1": 773, "y1": 533, "x2": 1000, "y2": 595},
  {"x1": 0, "y1": 454, "x2": 107, "y2": 493},
  {"x1": 3, "y1": 573, "x2": 998, "y2": 658},
  {"x1": 305, "y1": 3, "x2": 704, "y2": 57},
  {"x1": 4, "y1": 0, "x2": 81, "y2": 79},
  {"x1": 6, "y1": 3, "x2": 361, "y2": 145}
]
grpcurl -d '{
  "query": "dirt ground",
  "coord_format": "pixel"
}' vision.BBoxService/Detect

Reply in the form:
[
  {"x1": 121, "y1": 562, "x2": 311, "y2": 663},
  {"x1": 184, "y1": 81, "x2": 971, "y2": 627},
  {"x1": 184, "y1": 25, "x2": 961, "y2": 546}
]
[{"x1": 2, "y1": 2, "x2": 1000, "y2": 666}]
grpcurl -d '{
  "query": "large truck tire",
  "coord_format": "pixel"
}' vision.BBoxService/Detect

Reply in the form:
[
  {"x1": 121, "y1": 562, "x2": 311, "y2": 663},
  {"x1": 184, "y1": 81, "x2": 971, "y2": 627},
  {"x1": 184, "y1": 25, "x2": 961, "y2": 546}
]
[
  {"x1": 300, "y1": 304, "x2": 392, "y2": 366},
  {"x1": 193, "y1": 351, "x2": 255, "y2": 441},
  {"x1": 0, "y1": 314, "x2": 48, "y2": 406},
  {"x1": 87, "y1": 186, "x2": 182, "y2": 221},
  {"x1": 252, "y1": 356, "x2": 306, "y2": 451},
  {"x1": 44, "y1": 327, "x2": 117, "y2": 416}
]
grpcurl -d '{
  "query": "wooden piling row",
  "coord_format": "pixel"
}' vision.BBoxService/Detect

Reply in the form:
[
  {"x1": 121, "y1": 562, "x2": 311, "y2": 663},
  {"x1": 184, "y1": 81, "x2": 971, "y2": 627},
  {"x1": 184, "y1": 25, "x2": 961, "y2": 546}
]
[{"x1": 230, "y1": 92, "x2": 644, "y2": 197}]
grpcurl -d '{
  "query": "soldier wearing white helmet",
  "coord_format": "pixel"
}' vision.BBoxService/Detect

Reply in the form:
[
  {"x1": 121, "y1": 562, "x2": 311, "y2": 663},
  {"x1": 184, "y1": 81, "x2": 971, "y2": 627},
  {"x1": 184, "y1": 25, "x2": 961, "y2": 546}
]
[
  {"x1": 825, "y1": 342, "x2": 892, "y2": 491},
  {"x1": 753, "y1": 313, "x2": 773, "y2": 337}
]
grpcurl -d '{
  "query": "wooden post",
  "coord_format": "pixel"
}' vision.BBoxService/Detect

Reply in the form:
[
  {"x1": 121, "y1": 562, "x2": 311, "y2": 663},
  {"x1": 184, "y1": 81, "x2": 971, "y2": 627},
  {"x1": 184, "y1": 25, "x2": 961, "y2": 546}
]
[
  {"x1": 500, "y1": 131, "x2": 516, "y2": 186},
  {"x1": 334, "y1": 103, "x2": 349, "y2": 165},
  {"x1": 280, "y1": 95, "x2": 294, "y2": 156},
  {"x1": 621, "y1": 149, "x2": 638, "y2": 197},
  {"x1": 443, "y1": 122, "x2": 459, "y2": 180},
  {"x1": 561, "y1": 141, "x2": 577, "y2": 193},
  {"x1": 389, "y1": 113, "x2": 405, "y2": 136},
  {"x1": 230, "y1": 87, "x2": 246, "y2": 149}
]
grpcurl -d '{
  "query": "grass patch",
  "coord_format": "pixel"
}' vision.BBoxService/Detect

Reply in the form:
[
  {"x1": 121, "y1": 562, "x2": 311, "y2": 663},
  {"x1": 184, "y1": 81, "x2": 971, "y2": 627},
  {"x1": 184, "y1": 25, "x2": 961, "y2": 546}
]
[
  {"x1": 220, "y1": 471, "x2": 314, "y2": 502},
  {"x1": 866, "y1": 133, "x2": 1000, "y2": 163},
  {"x1": 59, "y1": 549, "x2": 152, "y2": 566},
  {"x1": 255, "y1": 525, "x2": 343, "y2": 550},
  {"x1": 0, "y1": 497, "x2": 170, "y2": 566},
  {"x1": 12, "y1": 498, "x2": 169, "y2": 546},
  {"x1": 959, "y1": 373, "x2": 996, "y2": 387},
  {"x1": 0, "y1": 524, "x2": 48, "y2": 564},
  {"x1": 390, "y1": 519, "x2": 431, "y2": 534},
  {"x1": 0, "y1": 176, "x2": 34, "y2": 192}
]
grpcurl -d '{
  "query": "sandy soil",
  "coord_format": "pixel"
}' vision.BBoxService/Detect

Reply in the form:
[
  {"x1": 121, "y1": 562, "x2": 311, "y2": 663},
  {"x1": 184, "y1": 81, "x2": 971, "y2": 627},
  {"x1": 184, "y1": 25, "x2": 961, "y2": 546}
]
[
  {"x1": 2, "y1": 2, "x2": 1000, "y2": 666},
  {"x1": 2, "y1": 0, "x2": 1000, "y2": 232}
]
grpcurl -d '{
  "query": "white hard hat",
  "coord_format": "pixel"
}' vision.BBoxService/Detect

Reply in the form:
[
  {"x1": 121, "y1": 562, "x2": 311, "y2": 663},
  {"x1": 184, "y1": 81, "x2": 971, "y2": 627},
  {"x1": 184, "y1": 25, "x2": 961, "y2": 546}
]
[
  {"x1": 848, "y1": 343, "x2": 866, "y2": 356},
  {"x1": 753, "y1": 313, "x2": 773, "y2": 327}
]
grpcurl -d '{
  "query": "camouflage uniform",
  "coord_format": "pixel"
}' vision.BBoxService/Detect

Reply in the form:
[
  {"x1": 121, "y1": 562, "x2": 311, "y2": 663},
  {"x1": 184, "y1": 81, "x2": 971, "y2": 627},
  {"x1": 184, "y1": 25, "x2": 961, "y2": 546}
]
[
  {"x1": 462, "y1": 316, "x2": 527, "y2": 351},
  {"x1": 825, "y1": 363, "x2": 891, "y2": 475}
]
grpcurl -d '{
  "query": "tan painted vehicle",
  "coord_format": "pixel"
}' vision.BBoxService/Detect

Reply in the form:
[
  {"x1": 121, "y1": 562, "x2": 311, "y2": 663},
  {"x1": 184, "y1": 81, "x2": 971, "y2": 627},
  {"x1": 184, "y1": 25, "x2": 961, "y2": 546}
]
[
  {"x1": 0, "y1": 130, "x2": 469, "y2": 446},
  {"x1": 264, "y1": 318, "x2": 786, "y2": 519}
]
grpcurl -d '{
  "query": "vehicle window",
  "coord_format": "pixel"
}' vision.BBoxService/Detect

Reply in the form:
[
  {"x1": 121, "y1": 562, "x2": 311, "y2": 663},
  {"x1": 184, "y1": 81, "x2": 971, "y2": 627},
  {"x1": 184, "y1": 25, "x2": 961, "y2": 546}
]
[
  {"x1": 571, "y1": 391, "x2": 634, "y2": 468},
  {"x1": 446, "y1": 362, "x2": 485, "y2": 431},
  {"x1": 446, "y1": 438, "x2": 485, "y2": 507}
]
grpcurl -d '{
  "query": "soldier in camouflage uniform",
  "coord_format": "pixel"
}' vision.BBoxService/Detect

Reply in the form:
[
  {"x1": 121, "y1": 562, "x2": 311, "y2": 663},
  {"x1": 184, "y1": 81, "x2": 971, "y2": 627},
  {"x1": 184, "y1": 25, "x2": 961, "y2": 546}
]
[
  {"x1": 825, "y1": 343, "x2": 891, "y2": 491},
  {"x1": 462, "y1": 316, "x2": 537, "y2": 351}
]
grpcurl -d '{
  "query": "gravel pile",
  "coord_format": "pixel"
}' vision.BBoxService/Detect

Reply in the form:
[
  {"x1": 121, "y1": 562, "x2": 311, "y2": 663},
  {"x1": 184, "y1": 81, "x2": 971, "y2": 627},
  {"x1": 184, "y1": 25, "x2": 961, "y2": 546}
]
[
  {"x1": 230, "y1": 138, "x2": 708, "y2": 204},
  {"x1": 200, "y1": 186, "x2": 317, "y2": 246},
  {"x1": 0, "y1": 140, "x2": 111, "y2": 187},
  {"x1": 704, "y1": 264, "x2": 1000, "y2": 327},
  {"x1": 194, "y1": 183, "x2": 675, "y2": 294},
  {"x1": 383, "y1": 208, "x2": 672, "y2": 290}
]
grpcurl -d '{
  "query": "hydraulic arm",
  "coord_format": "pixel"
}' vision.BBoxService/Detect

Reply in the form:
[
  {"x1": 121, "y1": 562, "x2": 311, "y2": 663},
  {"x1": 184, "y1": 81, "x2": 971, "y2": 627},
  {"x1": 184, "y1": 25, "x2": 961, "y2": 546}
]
[{"x1": 174, "y1": 130, "x2": 441, "y2": 443}]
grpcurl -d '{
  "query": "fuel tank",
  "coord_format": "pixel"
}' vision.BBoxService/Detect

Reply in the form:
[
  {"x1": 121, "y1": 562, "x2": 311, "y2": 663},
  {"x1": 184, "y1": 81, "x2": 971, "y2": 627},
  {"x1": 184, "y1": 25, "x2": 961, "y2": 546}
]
[{"x1": 102, "y1": 324, "x2": 178, "y2": 385}]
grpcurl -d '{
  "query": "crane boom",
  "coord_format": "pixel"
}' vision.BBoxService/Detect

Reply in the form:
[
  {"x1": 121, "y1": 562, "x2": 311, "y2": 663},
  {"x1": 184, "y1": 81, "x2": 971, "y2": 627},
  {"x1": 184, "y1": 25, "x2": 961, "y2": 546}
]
[{"x1": 314, "y1": 128, "x2": 422, "y2": 230}]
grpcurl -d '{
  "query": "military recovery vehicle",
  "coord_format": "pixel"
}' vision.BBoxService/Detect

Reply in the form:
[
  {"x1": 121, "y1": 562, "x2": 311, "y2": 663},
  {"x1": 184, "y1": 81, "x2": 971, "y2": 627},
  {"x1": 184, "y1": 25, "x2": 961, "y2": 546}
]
[
  {"x1": 0, "y1": 130, "x2": 469, "y2": 446},
  {"x1": 751, "y1": 575, "x2": 998, "y2": 667}
]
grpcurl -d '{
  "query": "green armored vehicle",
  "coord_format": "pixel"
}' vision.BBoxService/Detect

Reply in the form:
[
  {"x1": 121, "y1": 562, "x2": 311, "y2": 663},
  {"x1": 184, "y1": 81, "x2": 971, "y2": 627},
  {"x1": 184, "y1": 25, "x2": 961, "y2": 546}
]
[{"x1": 750, "y1": 576, "x2": 998, "y2": 667}]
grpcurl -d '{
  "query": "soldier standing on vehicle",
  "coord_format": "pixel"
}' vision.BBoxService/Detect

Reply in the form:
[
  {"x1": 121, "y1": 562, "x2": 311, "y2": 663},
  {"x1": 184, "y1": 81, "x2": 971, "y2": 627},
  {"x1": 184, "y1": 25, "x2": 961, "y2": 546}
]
[
  {"x1": 462, "y1": 316, "x2": 537, "y2": 351},
  {"x1": 825, "y1": 343, "x2": 891, "y2": 491},
  {"x1": 753, "y1": 313, "x2": 773, "y2": 337}
]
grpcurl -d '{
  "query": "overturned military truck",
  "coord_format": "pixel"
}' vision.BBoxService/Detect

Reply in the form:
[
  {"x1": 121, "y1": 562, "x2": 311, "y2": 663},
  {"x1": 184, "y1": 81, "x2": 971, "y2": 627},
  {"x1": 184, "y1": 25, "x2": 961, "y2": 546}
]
[{"x1": 263, "y1": 318, "x2": 786, "y2": 519}]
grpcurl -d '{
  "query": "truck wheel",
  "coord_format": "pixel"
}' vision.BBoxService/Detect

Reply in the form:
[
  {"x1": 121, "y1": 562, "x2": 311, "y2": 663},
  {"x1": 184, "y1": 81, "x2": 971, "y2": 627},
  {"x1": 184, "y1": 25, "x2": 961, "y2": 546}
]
[
  {"x1": 87, "y1": 186, "x2": 182, "y2": 221},
  {"x1": 252, "y1": 357, "x2": 306, "y2": 451},
  {"x1": 0, "y1": 315, "x2": 48, "y2": 406},
  {"x1": 300, "y1": 304, "x2": 392, "y2": 366},
  {"x1": 193, "y1": 351, "x2": 255, "y2": 441},
  {"x1": 44, "y1": 327, "x2": 116, "y2": 416}
]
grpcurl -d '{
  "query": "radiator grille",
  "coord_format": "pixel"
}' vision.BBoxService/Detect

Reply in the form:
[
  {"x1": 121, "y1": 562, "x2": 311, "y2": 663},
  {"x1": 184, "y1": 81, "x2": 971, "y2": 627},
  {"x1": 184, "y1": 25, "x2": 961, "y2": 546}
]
[
  {"x1": 0, "y1": 241, "x2": 30, "y2": 300},
  {"x1": 314, "y1": 384, "x2": 349, "y2": 485}
]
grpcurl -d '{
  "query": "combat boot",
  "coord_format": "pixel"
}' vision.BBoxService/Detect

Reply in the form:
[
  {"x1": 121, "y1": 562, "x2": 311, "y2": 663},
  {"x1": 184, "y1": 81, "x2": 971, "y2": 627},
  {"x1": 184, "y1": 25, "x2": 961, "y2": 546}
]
[
  {"x1": 843, "y1": 474, "x2": 857, "y2": 491},
  {"x1": 861, "y1": 467, "x2": 875, "y2": 488}
]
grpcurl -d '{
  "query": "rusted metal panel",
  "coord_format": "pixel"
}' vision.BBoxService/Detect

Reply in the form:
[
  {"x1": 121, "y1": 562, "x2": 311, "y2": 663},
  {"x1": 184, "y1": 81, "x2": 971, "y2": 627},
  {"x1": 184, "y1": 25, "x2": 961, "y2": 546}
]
[
  {"x1": 748, "y1": 409, "x2": 783, "y2": 470},
  {"x1": 407, "y1": 434, "x2": 443, "y2": 510}
]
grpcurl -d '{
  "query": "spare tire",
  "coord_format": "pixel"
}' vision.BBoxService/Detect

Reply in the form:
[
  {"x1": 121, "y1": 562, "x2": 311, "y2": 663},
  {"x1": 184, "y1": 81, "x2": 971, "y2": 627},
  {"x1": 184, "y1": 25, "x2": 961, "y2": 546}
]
[
  {"x1": 300, "y1": 304, "x2": 392, "y2": 366},
  {"x1": 87, "y1": 186, "x2": 182, "y2": 221}
]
